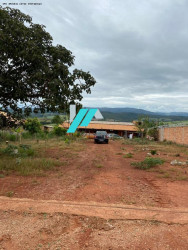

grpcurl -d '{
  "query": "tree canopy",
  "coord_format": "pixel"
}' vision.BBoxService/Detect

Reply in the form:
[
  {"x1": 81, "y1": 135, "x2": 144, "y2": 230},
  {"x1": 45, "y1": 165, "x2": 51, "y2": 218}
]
[
  {"x1": 51, "y1": 115, "x2": 63, "y2": 125},
  {"x1": 0, "y1": 6, "x2": 96, "y2": 116}
]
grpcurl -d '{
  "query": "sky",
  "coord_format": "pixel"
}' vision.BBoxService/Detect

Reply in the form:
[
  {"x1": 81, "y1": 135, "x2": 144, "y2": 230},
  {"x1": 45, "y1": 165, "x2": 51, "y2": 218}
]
[{"x1": 2, "y1": 0, "x2": 188, "y2": 112}]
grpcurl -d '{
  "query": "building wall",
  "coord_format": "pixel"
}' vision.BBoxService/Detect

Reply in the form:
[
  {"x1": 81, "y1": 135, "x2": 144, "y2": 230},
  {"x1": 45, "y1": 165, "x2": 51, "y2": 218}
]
[{"x1": 158, "y1": 126, "x2": 188, "y2": 145}]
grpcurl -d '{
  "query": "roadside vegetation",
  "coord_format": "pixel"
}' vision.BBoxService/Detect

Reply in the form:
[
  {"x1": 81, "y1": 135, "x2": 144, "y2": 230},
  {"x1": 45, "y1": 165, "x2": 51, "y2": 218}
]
[
  {"x1": 131, "y1": 157, "x2": 165, "y2": 170},
  {"x1": 0, "y1": 118, "x2": 85, "y2": 177}
]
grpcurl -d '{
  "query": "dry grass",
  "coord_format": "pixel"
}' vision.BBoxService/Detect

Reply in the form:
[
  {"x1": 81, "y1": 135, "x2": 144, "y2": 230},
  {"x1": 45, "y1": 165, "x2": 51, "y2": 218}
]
[
  {"x1": 0, "y1": 157, "x2": 62, "y2": 176},
  {"x1": 0, "y1": 137, "x2": 85, "y2": 176}
]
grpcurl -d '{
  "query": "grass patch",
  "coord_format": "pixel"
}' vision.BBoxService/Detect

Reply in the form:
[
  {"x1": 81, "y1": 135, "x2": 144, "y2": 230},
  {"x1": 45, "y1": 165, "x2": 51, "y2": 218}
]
[
  {"x1": 1, "y1": 144, "x2": 35, "y2": 157},
  {"x1": 123, "y1": 153, "x2": 133, "y2": 158},
  {"x1": 0, "y1": 157, "x2": 62, "y2": 176},
  {"x1": 161, "y1": 172, "x2": 171, "y2": 178},
  {"x1": 176, "y1": 175, "x2": 188, "y2": 181},
  {"x1": 122, "y1": 138, "x2": 152, "y2": 145},
  {"x1": 131, "y1": 157, "x2": 165, "y2": 170}
]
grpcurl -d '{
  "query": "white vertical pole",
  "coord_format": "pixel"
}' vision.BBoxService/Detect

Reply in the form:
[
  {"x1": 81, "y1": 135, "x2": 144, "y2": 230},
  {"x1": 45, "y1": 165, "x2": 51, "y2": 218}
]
[{"x1": 70, "y1": 104, "x2": 76, "y2": 123}]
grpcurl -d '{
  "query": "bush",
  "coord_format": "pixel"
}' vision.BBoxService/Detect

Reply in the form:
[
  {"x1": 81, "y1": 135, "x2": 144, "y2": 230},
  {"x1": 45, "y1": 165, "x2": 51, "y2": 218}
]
[
  {"x1": 131, "y1": 157, "x2": 165, "y2": 170},
  {"x1": 150, "y1": 150, "x2": 157, "y2": 155},
  {"x1": 147, "y1": 127, "x2": 158, "y2": 140},
  {"x1": 2, "y1": 144, "x2": 34, "y2": 157},
  {"x1": 24, "y1": 118, "x2": 41, "y2": 134},
  {"x1": 2, "y1": 144, "x2": 18, "y2": 156},
  {"x1": 53, "y1": 126, "x2": 67, "y2": 136},
  {"x1": 51, "y1": 115, "x2": 63, "y2": 124},
  {"x1": 0, "y1": 131, "x2": 18, "y2": 142}
]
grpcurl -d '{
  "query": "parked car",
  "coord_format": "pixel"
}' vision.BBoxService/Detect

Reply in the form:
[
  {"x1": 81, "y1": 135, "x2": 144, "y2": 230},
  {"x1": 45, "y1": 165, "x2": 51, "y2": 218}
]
[
  {"x1": 94, "y1": 131, "x2": 109, "y2": 144},
  {"x1": 108, "y1": 133, "x2": 123, "y2": 139}
]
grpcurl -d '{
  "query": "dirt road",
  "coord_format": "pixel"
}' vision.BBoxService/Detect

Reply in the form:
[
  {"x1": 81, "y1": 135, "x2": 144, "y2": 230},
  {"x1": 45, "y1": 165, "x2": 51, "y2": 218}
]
[{"x1": 1, "y1": 140, "x2": 187, "y2": 207}]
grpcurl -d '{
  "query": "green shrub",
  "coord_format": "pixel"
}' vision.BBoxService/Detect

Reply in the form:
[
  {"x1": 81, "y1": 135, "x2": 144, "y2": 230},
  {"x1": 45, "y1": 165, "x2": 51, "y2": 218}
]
[
  {"x1": 2, "y1": 144, "x2": 18, "y2": 156},
  {"x1": 0, "y1": 131, "x2": 18, "y2": 142},
  {"x1": 8, "y1": 134, "x2": 17, "y2": 141},
  {"x1": 24, "y1": 118, "x2": 41, "y2": 134},
  {"x1": 2, "y1": 144, "x2": 34, "y2": 157},
  {"x1": 53, "y1": 126, "x2": 67, "y2": 136},
  {"x1": 51, "y1": 115, "x2": 63, "y2": 124},
  {"x1": 150, "y1": 150, "x2": 157, "y2": 155},
  {"x1": 131, "y1": 157, "x2": 165, "y2": 170},
  {"x1": 147, "y1": 128, "x2": 158, "y2": 140},
  {"x1": 22, "y1": 131, "x2": 33, "y2": 139}
]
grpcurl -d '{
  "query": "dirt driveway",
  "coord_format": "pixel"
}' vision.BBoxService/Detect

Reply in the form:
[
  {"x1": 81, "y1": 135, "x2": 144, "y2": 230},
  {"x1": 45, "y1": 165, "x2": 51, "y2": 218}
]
[
  {"x1": 0, "y1": 139, "x2": 188, "y2": 249},
  {"x1": 1, "y1": 139, "x2": 188, "y2": 208}
]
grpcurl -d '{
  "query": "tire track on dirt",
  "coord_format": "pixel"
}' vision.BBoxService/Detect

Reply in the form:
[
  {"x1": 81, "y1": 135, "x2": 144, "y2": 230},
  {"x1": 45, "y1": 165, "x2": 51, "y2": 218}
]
[{"x1": 0, "y1": 197, "x2": 188, "y2": 224}]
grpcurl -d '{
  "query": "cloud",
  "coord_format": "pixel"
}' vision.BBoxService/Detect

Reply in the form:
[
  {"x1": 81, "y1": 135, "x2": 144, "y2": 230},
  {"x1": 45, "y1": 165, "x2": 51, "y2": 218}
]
[{"x1": 6, "y1": 0, "x2": 188, "y2": 111}]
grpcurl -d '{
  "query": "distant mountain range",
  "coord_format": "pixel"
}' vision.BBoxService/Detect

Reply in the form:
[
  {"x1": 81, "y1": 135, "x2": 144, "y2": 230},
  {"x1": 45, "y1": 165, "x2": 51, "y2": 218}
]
[{"x1": 86, "y1": 107, "x2": 188, "y2": 122}]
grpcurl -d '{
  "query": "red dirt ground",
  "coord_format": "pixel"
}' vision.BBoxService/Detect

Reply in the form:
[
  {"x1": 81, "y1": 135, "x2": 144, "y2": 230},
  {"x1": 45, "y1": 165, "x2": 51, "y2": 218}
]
[
  {"x1": 0, "y1": 139, "x2": 188, "y2": 249},
  {"x1": 1, "y1": 140, "x2": 188, "y2": 208}
]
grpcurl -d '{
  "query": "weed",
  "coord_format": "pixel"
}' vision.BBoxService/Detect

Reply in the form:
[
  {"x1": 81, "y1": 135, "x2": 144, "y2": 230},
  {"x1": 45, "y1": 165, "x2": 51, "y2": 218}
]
[
  {"x1": 2, "y1": 144, "x2": 18, "y2": 156},
  {"x1": 32, "y1": 179, "x2": 40, "y2": 185},
  {"x1": 0, "y1": 174, "x2": 5, "y2": 178},
  {"x1": 0, "y1": 157, "x2": 61, "y2": 176},
  {"x1": 123, "y1": 153, "x2": 133, "y2": 158},
  {"x1": 5, "y1": 191, "x2": 14, "y2": 197},
  {"x1": 161, "y1": 173, "x2": 170, "y2": 178},
  {"x1": 96, "y1": 164, "x2": 103, "y2": 168},
  {"x1": 1, "y1": 144, "x2": 34, "y2": 157},
  {"x1": 122, "y1": 138, "x2": 151, "y2": 145},
  {"x1": 176, "y1": 175, "x2": 188, "y2": 181},
  {"x1": 131, "y1": 157, "x2": 165, "y2": 170},
  {"x1": 150, "y1": 150, "x2": 157, "y2": 155}
]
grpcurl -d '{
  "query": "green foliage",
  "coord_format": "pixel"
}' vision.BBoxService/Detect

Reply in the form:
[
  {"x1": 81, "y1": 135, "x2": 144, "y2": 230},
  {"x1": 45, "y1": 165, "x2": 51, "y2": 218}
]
[
  {"x1": 2, "y1": 144, "x2": 34, "y2": 157},
  {"x1": 150, "y1": 150, "x2": 157, "y2": 155},
  {"x1": 0, "y1": 117, "x2": 3, "y2": 128},
  {"x1": 8, "y1": 134, "x2": 17, "y2": 141},
  {"x1": 123, "y1": 153, "x2": 133, "y2": 158},
  {"x1": 0, "y1": 131, "x2": 18, "y2": 141},
  {"x1": 53, "y1": 126, "x2": 67, "y2": 136},
  {"x1": 136, "y1": 117, "x2": 159, "y2": 138},
  {"x1": 148, "y1": 127, "x2": 158, "y2": 140},
  {"x1": 24, "y1": 118, "x2": 41, "y2": 134},
  {"x1": 0, "y1": 157, "x2": 61, "y2": 176},
  {"x1": 2, "y1": 144, "x2": 18, "y2": 156},
  {"x1": 51, "y1": 115, "x2": 63, "y2": 124},
  {"x1": 0, "y1": 6, "x2": 96, "y2": 116},
  {"x1": 131, "y1": 157, "x2": 165, "y2": 170}
]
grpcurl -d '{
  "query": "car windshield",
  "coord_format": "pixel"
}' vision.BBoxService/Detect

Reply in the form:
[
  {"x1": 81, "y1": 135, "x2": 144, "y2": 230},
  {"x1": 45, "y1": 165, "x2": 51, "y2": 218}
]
[{"x1": 96, "y1": 131, "x2": 107, "y2": 136}]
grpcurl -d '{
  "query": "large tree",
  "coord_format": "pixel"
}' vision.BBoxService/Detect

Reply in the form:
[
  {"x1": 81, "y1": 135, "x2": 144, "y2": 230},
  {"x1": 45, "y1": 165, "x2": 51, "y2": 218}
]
[{"x1": 0, "y1": 6, "x2": 96, "y2": 116}]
